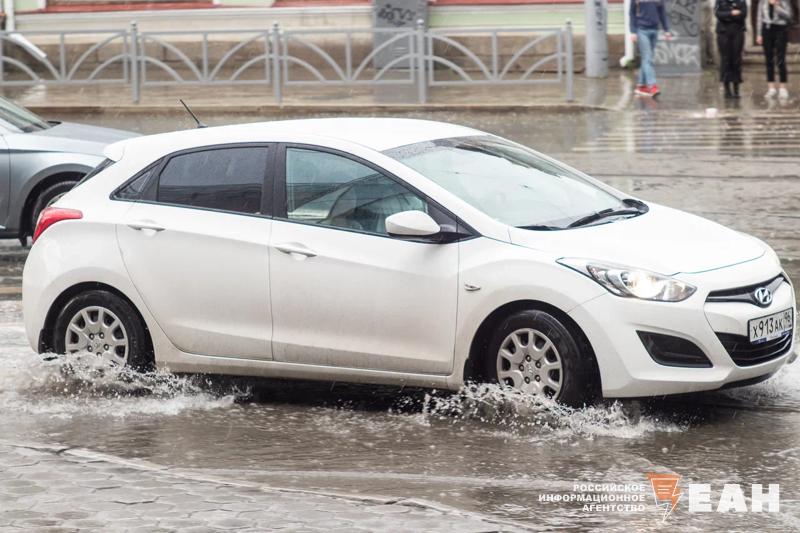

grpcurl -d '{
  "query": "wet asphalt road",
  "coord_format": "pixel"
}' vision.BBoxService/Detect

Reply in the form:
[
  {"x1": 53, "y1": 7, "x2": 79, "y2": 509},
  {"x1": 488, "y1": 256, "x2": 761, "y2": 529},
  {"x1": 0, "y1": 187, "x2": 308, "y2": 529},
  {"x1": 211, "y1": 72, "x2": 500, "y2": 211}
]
[{"x1": 1, "y1": 108, "x2": 799, "y2": 531}]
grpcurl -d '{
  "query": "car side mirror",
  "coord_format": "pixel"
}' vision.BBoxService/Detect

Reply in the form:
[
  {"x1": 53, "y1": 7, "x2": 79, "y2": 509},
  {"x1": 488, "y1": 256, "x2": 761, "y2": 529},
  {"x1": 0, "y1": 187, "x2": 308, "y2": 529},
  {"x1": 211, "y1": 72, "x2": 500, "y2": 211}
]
[{"x1": 386, "y1": 210, "x2": 441, "y2": 238}]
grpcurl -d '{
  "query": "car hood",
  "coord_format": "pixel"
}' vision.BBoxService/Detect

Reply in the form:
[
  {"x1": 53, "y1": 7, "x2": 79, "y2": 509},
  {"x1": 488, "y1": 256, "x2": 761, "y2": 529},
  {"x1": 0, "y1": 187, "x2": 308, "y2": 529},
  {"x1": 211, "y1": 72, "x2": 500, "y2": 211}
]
[
  {"x1": 508, "y1": 203, "x2": 765, "y2": 275},
  {"x1": 26, "y1": 121, "x2": 138, "y2": 156}
]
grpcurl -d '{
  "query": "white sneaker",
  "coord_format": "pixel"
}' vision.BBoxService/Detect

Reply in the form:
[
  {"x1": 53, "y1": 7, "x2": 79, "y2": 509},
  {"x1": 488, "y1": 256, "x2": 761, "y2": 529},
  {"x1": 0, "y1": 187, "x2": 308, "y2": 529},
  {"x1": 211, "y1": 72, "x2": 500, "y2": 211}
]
[
  {"x1": 765, "y1": 87, "x2": 778, "y2": 98},
  {"x1": 778, "y1": 88, "x2": 789, "y2": 99}
]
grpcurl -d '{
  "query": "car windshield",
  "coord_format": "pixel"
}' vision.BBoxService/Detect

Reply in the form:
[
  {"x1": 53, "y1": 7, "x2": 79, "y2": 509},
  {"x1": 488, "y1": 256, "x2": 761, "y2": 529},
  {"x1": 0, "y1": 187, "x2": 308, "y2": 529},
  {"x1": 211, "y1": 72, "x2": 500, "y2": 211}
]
[
  {"x1": 385, "y1": 135, "x2": 634, "y2": 229},
  {"x1": 0, "y1": 97, "x2": 50, "y2": 132}
]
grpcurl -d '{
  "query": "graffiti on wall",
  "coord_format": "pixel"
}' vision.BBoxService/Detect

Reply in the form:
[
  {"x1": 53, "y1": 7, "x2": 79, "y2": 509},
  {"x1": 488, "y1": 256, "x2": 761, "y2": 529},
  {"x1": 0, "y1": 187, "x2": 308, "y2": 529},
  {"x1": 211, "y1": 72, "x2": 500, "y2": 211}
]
[
  {"x1": 375, "y1": 4, "x2": 419, "y2": 28},
  {"x1": 655, "y1": 42, "x2": 701, "y2": 67},
  {"x1": 654, "y1": 0, "x2": 702, "y2": 74}
]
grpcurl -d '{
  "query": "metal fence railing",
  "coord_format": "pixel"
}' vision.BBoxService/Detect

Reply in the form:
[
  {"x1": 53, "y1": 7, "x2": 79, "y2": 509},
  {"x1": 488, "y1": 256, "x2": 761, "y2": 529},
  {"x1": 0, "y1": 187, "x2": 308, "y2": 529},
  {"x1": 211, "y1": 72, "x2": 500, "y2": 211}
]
[
  {"x1": 0, "y1": 29, "x2": 132, "y2": 86},
  {"x1": 0, "y1": 21, "x2": 574, "y2": 104}
]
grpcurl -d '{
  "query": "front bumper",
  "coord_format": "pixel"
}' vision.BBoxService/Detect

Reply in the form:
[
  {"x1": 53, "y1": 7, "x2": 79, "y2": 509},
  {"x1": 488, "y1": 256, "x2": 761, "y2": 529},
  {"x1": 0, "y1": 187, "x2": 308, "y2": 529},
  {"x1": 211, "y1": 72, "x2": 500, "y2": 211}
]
[{"x1": 569, "y1": 254, "x2": 796, "y2": 398}]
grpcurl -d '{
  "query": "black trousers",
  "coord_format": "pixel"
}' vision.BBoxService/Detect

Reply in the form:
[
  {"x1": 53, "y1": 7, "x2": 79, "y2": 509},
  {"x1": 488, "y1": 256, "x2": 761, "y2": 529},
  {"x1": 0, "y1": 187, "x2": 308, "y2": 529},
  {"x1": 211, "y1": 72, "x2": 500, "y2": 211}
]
[
  {"x1": 763, "y1": 25, "x2": 788, "y2": 83},
  {"x1": 717, "y1": 29, "x2": 744, "y2": 83}
]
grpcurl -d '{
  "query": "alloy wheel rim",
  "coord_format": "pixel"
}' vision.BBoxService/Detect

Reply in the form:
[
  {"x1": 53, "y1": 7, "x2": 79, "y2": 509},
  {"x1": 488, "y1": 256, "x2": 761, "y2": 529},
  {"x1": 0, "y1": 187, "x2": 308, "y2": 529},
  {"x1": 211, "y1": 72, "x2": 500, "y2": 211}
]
[
  {"x1": 65, "y1": 306, "x2": 129, "y2": 366},
  {"x1": 497, "y1": 328, "x2": 563, "y2": 398}
]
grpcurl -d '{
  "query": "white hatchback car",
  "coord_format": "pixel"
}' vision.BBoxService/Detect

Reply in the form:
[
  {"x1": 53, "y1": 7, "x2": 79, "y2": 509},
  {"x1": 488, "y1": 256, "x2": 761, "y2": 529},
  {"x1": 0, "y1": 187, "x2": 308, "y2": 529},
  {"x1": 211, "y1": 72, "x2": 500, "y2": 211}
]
[{"x1": 23, "y1": 119, "x2": 797, "y2": 405}]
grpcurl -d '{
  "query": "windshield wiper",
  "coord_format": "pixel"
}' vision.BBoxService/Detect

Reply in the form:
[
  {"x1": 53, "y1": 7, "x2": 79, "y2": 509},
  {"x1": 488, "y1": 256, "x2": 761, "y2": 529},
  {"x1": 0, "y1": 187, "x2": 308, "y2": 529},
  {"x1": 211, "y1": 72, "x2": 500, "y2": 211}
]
[
  {"x1": 567, "y1": 207, "x2": 643, "y2": 228},
  {"x1": 517, "y1": 224, "x2": 562, "y2": 231}
]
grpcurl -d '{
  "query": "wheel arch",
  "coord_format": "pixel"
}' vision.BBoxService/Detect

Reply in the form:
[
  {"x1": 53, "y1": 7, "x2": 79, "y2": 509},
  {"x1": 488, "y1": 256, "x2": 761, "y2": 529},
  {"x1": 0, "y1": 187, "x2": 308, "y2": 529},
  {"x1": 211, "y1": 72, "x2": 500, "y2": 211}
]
[
  {"x1": 463, "y1": 299, "x2": 602, "y2": 393},
  {"x1": 39, "y1": 281, "x2": 153, "y2": 358},
  {"x1": 18, "y1": 168, "x2": 87, "y2": 238}
]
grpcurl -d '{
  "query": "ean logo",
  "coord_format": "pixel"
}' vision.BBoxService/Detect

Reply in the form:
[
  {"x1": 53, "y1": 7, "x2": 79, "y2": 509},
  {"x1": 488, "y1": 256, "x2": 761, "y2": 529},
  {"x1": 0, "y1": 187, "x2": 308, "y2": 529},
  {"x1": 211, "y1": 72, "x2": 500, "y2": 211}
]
[{"x1": 647, "y1": 473, "x2": 682, "y2": 520}]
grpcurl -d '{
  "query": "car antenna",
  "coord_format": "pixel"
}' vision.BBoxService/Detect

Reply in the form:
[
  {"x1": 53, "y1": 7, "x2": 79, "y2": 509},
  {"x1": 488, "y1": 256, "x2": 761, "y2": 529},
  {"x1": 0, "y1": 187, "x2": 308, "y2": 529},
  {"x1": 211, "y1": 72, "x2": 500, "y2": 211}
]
[{"x1": 179, "y1": 99, "x2": 207, "y2": 128}]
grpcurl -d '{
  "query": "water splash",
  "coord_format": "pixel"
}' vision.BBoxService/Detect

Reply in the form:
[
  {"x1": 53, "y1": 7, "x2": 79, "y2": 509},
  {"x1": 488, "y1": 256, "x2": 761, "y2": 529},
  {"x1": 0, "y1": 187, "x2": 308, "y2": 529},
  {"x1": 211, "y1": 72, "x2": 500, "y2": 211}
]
[
  {"x1": 722, "y1": 357, "x2": 800, "y2": 408},
  {"x1": 413, "y1": 383, "x2": 684, "y2": 439},
  {"x1": 0, "y1": 347, "x2": 238, "y2": 419}
]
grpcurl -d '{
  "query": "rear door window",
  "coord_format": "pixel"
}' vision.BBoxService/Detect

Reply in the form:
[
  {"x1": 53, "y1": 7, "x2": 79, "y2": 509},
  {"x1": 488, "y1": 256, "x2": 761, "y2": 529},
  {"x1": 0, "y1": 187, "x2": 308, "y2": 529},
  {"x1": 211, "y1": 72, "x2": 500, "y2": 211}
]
[{"x1": 157, "y1": 146, "x2": 269, "y2": 215}]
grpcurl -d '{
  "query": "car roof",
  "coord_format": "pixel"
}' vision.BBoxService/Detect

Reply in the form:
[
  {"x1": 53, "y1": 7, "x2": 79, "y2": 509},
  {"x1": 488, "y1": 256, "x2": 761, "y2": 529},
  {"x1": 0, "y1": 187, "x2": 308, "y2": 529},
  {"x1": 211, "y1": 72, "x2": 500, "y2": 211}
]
[{"x1": 104, "y1": 118, "x2": 482, "y2": 162}]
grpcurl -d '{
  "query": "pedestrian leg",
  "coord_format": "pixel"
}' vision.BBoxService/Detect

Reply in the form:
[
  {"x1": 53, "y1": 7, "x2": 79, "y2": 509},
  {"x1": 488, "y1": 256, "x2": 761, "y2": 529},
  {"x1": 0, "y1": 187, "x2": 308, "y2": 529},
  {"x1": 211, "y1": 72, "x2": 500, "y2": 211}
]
[
  {"x1": 763, "y1": 28, "x2": 776, "y2": 84},
  {"x1": 636, "y1": 30, "x2": 650, "y2": 87},
  {"x1": 718, "y1": 31, "x2": 733, "y2": 97},
  {"x1": 775, "y1": 27, "x2": 788, "y2": 84},
  {"x1": 646, "y1": 30, "x2": 659, "y2": 87},
  {"x1": 718, "y1": 32, "x2": 730, "y2": 83},
  {"x1": 732, "y1": 30, "x2": 744, "y2": 97}
]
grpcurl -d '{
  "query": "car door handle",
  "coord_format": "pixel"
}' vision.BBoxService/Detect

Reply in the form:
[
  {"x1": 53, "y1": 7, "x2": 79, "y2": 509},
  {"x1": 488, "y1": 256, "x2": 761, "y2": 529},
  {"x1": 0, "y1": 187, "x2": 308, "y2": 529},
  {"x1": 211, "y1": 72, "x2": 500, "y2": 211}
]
[
  {"x1": 128, "y1": 221, "x2": 165, "y2": 233},
  {"x1": 274, "y1": 242, "x2": 317, "y2": 258}
]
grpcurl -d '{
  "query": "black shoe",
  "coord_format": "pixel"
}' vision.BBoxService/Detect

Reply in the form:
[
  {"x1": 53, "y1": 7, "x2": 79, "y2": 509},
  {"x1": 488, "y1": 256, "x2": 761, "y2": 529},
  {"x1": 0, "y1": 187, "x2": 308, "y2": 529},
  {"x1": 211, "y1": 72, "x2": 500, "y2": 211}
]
[
  {"x1": 724, "y1": 82, "x2": 734, "y2": 99},
  {"x1": 733, "y1": 83, "x2": 740, "y2": 98}
]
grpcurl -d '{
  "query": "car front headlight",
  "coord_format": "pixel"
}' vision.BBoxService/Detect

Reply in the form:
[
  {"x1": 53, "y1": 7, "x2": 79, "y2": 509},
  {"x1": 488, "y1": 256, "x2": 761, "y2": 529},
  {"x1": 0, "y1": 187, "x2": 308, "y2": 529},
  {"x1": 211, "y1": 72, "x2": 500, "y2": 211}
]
[{"x1": 557, "y1": 258, "x2": 696, "y2": 302}]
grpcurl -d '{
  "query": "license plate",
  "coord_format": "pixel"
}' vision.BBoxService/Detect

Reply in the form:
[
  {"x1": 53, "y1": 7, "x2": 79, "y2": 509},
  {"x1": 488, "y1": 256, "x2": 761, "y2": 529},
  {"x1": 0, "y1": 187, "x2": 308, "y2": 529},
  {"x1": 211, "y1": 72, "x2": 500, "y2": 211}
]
[{"x1": 748, "y1": 308, "x2": 794, "y2": 344}]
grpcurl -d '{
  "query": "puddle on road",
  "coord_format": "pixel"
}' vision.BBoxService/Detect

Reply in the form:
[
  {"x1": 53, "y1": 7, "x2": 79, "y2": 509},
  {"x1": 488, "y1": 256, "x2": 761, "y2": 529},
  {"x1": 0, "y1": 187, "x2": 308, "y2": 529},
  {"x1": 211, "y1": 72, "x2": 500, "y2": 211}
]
[{"x1": 1, "y1": 300, "x2": 799, "y2": 530}]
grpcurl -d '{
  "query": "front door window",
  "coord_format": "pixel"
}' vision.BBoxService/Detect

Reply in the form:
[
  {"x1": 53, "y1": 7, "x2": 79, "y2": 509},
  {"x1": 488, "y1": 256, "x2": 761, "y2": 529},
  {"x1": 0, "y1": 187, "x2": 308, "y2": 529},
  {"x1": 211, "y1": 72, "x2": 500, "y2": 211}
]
[{"x1": 285, "y1": 148, "x2": 428, "y2": 235}]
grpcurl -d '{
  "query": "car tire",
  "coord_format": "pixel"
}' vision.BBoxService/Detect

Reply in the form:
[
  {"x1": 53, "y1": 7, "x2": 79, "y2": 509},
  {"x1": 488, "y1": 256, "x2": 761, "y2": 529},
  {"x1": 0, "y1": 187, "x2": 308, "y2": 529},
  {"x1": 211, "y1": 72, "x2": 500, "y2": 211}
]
[
  {"x1": 53, "y1": 290, "x2": 153, "y2": 372},
  {"x1": 484, "y1": 309, "x2": 597, "y2": 407},
  {"x1": 30, "y1": 180, "x2": 78, "y2": 236}
]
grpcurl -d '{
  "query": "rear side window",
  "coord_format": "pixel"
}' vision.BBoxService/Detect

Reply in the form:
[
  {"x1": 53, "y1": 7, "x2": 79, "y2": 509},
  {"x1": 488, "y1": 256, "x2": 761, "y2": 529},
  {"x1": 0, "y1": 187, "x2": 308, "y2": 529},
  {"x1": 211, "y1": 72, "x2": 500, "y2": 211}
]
[
  {"x1": 157, "y1": 147, "x2": 268, "y2": 215},
  {"x1": 114, "y1": 164, "x2": 158, "y2": 201}
]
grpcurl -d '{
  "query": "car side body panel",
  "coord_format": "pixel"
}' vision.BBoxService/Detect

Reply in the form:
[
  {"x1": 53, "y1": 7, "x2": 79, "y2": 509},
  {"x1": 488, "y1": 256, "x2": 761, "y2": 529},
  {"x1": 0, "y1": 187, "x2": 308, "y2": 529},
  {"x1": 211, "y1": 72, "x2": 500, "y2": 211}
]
[
  {"x1": 3, "y1": 157, "x2": 100, "y2": 237},
  {"x1": 451, "y1": 237, "x2": 608, "y2": 389},
  {"x1": 24, "y1": 221, "x2": 457, "y2": 390},
  {"x1": 117, "y1": 202, "x2": 274, "y2": 360},
  {"x1": 23, "y1": 218, "x2": 154, "y2": 352},
  {"x1": 1, "y1": 121, "x2": 137, "y2": 238},
  {"x1": 270, "y1": 219, "x2": 459, "y2": 375},
  {"x1": 0, "y1": 136, "x2": 9, "y2": 227}
]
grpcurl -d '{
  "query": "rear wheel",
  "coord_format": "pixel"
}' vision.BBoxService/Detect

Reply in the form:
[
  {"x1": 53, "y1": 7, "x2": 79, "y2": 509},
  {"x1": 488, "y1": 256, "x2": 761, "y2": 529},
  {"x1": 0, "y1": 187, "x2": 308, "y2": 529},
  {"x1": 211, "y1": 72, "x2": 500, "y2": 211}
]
[
  {"x1": 30, "y1": 180, "x2": 78, "y2": 236},
  {"x1": 484, "y1": 309, "x2": 597, "y2": 407},
  {"x1": 53, "y1": 290, "x2": 153, "y2": 371}
]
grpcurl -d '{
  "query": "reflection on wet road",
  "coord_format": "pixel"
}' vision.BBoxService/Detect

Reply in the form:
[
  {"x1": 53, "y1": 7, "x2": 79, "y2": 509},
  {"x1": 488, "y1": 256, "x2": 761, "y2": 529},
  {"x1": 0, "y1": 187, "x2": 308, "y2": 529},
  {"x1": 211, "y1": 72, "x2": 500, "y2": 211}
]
[
  {"x1": 1, "y1": 109, "x2": 799, "y2": 530},
  {"x1": 576, "y1": 113, "x2": 800, "y2": 157}
]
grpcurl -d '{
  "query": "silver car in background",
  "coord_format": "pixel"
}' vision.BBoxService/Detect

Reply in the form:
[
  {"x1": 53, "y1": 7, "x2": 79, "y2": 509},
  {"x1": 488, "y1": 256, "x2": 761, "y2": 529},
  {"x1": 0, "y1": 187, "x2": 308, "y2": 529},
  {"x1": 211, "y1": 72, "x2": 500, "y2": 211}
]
[{"x1": 0, "y1": 97, "x2": 137, "y2": 243}]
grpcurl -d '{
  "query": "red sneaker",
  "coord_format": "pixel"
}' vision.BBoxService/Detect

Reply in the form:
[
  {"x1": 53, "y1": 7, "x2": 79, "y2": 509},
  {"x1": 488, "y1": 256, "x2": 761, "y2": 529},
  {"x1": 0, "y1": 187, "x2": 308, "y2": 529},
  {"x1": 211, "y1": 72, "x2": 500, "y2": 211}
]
[
  {"x1": 634, "y1": 84, "x2": 649, "y2": 96},
  {"x1": 649, "y1": 84, "x2": 661, "y2": 96}
]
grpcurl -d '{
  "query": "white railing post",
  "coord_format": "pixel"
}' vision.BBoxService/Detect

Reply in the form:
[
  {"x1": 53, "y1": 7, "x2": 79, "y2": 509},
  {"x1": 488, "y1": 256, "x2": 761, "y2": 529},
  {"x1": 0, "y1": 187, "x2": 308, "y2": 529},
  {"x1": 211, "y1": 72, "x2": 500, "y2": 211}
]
[
  {"x1": 415, "y1": 19, "x2": 427, "y2": 104},
  {"x1": 272, "y1": 22, "x2": 282, "y2": 106},
  {"x1": 565, "y1": 21, "x2": 574, "y2": 102},
  {"x1": 621, "y1": 0, "x2": 635, "y2": 67},
  {"x1": 130, "y1": 21, "x2": 140, "y2": 104}
]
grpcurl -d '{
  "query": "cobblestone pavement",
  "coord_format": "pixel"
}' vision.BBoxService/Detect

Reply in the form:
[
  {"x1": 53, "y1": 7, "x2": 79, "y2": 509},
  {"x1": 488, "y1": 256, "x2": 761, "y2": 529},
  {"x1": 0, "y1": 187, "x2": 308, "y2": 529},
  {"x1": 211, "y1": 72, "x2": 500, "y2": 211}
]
[{"x1": 0, "y1": 441, "x2": 521, "y2": 532}]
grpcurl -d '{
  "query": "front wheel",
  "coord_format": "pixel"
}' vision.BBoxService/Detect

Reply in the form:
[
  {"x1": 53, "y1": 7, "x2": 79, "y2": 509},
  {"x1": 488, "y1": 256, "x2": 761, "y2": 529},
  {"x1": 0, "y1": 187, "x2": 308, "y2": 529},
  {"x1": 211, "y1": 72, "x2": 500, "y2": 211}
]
[
  {"x1": 484, "y1": 309, "x2": 597, "y2": 407},
  {"x1": 53, "y1": 290, "x2": 153, "y2": 371}
]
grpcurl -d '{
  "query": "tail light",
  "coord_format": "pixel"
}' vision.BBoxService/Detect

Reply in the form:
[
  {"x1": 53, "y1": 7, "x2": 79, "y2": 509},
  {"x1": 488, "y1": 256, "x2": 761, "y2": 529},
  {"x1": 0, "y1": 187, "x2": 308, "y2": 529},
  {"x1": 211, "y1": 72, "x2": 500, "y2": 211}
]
[{"x1": 32, "y1": 207, "x2": 83, "y2": 243}]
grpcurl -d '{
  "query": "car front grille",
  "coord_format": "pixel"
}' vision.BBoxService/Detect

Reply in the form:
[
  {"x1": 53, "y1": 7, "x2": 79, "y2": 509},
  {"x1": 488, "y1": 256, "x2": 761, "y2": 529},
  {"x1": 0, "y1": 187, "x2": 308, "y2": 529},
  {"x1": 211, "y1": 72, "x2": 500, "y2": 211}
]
[
  {"x1": 716, "y1": 331, "x2": 794, "y2": 366},
  {"x1": 706, "y1": 275, "x2": 787, "y2": 308}
]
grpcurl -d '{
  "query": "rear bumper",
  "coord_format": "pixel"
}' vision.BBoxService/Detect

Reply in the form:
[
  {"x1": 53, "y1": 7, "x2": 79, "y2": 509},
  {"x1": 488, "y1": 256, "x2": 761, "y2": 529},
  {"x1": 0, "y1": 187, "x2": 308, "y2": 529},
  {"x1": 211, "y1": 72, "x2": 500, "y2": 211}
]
[
  {"x1": 570, "y1": 254, "x2": 796, "y2": 398},
  {"x1": 22, "y1": 244, "x2": 46, "y2": 353}
]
